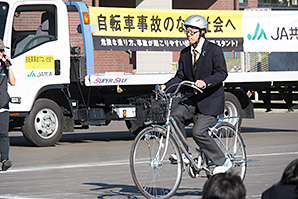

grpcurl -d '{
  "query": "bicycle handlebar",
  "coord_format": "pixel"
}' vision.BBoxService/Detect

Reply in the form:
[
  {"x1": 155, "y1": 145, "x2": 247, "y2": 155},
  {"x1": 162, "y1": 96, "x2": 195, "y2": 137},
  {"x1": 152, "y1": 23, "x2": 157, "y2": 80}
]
[{"x1": 155, "y1": 81, "x2": 203, "y2": 97}]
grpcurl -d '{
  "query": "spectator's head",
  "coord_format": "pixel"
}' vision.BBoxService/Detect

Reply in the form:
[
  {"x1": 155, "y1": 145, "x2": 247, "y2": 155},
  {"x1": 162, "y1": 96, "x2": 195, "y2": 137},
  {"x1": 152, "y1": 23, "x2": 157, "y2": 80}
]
[
  {"x1": 202, "y1": 172, "x2": 246, "y2": 199},
  {"x1": 279, "y1": 158, "x2": 298, "y2": 186},
  {"x1": 279, "y1": 158, "x2": 298, "y2": 196}
]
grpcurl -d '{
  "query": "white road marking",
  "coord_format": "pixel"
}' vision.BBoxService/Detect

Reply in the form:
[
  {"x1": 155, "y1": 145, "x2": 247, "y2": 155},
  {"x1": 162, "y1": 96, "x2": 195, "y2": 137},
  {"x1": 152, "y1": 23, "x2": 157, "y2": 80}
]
[
  {"x1": 247, "y1": 151, "x2": 298, "y2": 157},
  {"x1": 0, "y1": 160, "x2": 129, "y2": 174},
  {"x1": 0, "y1": 196, "x2": 47, "y2": 199},
  {"x1": 1, "y1": 151, "x2": 297, "y2": 174}
]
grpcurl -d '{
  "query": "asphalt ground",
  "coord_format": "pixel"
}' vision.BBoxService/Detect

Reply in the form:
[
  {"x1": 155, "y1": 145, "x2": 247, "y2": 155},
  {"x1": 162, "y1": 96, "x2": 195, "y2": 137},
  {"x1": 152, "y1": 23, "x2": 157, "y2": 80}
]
[{"x1": 0, "y1": 112, "x2": 298, "y2": 199}]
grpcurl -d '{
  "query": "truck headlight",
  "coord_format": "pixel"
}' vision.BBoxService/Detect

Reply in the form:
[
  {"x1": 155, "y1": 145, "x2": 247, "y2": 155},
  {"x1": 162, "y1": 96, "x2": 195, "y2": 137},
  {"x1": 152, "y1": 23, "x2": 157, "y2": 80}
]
[{"x1": 10, "y1": 97, "x2": 21, "y2": 104}]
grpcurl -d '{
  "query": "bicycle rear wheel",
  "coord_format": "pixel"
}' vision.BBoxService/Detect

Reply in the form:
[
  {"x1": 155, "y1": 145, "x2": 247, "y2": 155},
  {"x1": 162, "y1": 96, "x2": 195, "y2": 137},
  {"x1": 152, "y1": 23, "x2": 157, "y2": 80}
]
[
  {"x1": 130, "y1": 126, "x2": 183, "y2": 199},
  {"x1": 212, "y1": 122, "x2": 247, "y2": 180}
]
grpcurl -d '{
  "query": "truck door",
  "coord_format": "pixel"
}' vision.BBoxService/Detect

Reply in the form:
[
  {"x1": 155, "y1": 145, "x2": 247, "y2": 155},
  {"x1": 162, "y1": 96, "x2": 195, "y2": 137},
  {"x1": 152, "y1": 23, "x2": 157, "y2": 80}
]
[{"x1": 7, "y1": 2, "x2": 70, "y2": 112}]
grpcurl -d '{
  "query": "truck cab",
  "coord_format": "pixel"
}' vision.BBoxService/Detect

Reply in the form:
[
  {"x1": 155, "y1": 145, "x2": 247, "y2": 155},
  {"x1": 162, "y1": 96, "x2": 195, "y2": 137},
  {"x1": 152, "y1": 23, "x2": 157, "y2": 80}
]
[
  {"x1": 2, "y1": 0, "x2": 138, "y2": 146},
  {"x1": 3, "y1": 0, "x2": 71, "y2": 112},
  {"x1": 2, "y1": 0, "x2": 77, "y2": 146}
]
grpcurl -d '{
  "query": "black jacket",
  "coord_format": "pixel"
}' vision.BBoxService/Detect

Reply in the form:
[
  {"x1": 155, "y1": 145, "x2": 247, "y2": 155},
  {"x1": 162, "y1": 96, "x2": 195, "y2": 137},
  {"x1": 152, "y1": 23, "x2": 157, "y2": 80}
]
[
  {"x1": 165, "y1": 40, "x2": 228, "y2": 116},
  {"x1": 262, "y1": 184, "x2": 298, "y2": 199},
  {"x1": 0, "y1": 61, "x2": 9, "y2": 109}
]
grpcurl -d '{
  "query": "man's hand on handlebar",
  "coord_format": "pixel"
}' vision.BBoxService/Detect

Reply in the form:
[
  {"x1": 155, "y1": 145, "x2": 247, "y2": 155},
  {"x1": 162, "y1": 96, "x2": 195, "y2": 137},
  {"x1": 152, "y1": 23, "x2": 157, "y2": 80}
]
[
  {"x1": 195, "y1": 80, "x2": 206, "y2": 89},
  {"x1": 160, "y1": 84, "x2": 166, "y2": 93}
]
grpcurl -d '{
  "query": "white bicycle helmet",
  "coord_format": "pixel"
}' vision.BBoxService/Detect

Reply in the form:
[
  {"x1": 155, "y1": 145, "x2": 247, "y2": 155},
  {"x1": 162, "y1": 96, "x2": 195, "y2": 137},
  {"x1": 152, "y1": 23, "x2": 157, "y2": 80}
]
[{"x1": 184, "y1": 15, "x2": 208, "y2": 31}]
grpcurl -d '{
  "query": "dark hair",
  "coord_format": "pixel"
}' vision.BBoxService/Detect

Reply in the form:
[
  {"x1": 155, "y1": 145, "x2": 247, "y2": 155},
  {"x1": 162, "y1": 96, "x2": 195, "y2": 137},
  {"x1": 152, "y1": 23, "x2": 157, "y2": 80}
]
[
  {"x1": 202, "y1": 172, "x2": 246, "y2": 199},
  {"x1": 279, "y1": 158, "x2": 298, "y2": 194}
]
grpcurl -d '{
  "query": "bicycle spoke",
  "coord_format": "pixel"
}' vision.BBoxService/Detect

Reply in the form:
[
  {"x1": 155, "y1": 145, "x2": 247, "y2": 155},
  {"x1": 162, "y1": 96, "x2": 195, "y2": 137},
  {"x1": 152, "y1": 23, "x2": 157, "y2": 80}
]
[
  {"x1": 211, "y1": 122, "x2": 247, "y2": 180},
  {"x1": 130, "y1": 126, "x2": 183, "y2": 198}
]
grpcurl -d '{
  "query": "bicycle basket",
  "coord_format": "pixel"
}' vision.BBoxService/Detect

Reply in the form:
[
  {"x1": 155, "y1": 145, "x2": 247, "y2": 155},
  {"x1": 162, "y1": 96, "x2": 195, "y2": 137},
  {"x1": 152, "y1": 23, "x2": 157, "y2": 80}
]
[{"x1": 128, "y1": 94, "x2": 179, "y2": 123}]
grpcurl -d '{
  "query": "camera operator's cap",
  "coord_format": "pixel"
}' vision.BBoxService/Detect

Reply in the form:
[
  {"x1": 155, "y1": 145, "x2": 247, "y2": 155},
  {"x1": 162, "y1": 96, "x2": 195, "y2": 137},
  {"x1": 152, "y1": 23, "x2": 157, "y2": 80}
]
[{"x1": 0, "y1": 39, "x2": 9, "y2": 49}]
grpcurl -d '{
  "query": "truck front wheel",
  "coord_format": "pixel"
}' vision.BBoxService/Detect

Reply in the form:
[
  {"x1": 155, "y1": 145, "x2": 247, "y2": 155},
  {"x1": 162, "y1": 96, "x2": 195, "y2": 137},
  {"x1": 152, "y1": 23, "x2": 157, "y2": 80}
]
[{"x1": 21, "y1": 99, "x2": 64, "y2": 146}]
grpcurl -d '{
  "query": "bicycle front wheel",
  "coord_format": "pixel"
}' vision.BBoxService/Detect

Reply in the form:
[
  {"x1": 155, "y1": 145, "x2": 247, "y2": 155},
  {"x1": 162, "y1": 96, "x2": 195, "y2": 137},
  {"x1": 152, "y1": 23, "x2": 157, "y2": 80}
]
[
  {"x1": 130, "y1": 126, "x2": 183, "y2": 199},
  {"x1": 212, "y1": 122, "x2": 247, "y2": 180}
]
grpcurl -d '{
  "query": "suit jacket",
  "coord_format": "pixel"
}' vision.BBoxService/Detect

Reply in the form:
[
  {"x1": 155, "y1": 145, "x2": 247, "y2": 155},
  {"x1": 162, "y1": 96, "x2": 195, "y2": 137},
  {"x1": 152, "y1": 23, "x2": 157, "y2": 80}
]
[{"x1": 165, "y1": 40, "x2": 228, "y2": 116}]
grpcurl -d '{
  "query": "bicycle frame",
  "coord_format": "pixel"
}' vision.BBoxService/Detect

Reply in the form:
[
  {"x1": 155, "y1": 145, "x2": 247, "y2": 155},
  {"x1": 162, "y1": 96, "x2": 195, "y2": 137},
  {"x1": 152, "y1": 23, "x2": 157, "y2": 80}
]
[
  {"x1": 155, "y1": 81, "x2": 242, "y2": 173},
  {"x1": 170, "y1": 117, "x2": 203, "y2": 170},
  {"x1": 153, "y1": 81, "x2": 203, "y2": 169},
  {"x1": 157, "y1": 93, "x2": 204, "y2": 172},
  {"x1": 130, "y1": 81, "x2": 247, "y2": 199}
]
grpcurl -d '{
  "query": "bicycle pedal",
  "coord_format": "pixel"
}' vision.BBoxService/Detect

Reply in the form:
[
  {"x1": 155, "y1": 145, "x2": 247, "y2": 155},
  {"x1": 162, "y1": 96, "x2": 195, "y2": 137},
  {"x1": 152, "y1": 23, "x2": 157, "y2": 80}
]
[{"x1": 187, "y1": 165, "x2": 200, "y2": 178}]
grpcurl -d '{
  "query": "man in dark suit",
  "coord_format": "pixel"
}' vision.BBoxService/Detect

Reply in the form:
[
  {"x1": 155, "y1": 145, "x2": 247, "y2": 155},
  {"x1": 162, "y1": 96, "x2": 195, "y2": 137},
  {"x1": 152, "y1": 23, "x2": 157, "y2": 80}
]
[{"x1": 161, "y1": 15, "x2": 231, "y2": 174}]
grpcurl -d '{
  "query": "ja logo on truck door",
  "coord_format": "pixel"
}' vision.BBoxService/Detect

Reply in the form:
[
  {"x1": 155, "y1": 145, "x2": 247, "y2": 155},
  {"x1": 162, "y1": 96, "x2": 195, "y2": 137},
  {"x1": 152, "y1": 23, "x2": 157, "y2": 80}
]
[{"x1": 27, "y1": 71, "x2": 36, "y2": 77}]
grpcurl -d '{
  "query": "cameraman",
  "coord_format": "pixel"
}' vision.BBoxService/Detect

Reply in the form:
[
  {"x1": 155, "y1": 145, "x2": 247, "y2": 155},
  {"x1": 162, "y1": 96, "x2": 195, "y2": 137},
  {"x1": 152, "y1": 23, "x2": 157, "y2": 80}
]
[{"x1": 0, "y1": 39, "x2": 15, "y2": 171}]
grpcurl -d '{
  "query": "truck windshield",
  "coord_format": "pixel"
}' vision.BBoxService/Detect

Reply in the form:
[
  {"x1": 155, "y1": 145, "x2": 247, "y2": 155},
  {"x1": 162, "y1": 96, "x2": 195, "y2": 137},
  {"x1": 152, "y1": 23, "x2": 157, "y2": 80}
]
[{"x1": 0, "y1": 3, "x2": 9, "y2": 40}]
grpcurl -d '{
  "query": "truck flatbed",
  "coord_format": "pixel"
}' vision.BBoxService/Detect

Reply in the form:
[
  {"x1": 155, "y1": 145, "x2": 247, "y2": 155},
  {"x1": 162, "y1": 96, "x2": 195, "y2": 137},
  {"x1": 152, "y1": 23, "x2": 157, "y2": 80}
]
[{"x1": 85, "y1": 71, "x2": 298, "y2": 86}]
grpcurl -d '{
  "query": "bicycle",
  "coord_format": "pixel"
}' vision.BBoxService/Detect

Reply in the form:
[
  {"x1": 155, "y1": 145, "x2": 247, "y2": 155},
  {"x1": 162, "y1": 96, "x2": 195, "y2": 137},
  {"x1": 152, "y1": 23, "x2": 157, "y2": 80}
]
[{"x1": 129, "y1": 80, "x2": 247, "y2": 199}]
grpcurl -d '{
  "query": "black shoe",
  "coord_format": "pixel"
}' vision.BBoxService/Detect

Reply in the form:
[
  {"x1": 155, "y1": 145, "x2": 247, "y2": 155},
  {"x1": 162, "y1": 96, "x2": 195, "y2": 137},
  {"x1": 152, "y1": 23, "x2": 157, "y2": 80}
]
[{"x1": 2, "y1": 159, "x2": 12, "y2": 171}]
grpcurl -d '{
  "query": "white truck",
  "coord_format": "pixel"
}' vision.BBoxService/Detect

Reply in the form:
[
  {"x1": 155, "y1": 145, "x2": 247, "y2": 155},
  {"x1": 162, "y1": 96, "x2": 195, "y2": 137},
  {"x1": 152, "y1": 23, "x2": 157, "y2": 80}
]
[{"x1": 2, "y1": 0, "x2": 297, "y2": 146}]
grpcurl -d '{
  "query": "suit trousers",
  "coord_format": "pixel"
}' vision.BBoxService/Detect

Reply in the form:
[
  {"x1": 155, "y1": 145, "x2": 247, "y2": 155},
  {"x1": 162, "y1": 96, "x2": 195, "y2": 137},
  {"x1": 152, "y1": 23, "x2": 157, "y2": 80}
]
[
  {"x1": 0, "y1": 111, "x2": 9, "y2": 162},
  {"x1": 171, "y1": 98, "x2": 226, "y2": 166}
]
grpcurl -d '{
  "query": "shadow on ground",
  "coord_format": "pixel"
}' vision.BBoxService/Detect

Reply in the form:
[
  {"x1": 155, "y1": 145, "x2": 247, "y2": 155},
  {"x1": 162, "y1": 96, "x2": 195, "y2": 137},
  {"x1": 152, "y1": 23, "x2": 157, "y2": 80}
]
[{"x1": 84, "y1": 182, "x2": 202, "y2": 199}]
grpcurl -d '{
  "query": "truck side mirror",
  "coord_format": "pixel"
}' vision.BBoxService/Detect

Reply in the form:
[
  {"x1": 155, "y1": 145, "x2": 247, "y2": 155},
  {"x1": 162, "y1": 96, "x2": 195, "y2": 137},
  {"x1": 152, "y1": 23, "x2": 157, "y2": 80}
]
[
  {"x1": 71, "y1": 46, "x2": 81, "y2": 55},
  {"x1": 76, "y1": 24, "x2": 82, "y2": 33}
]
